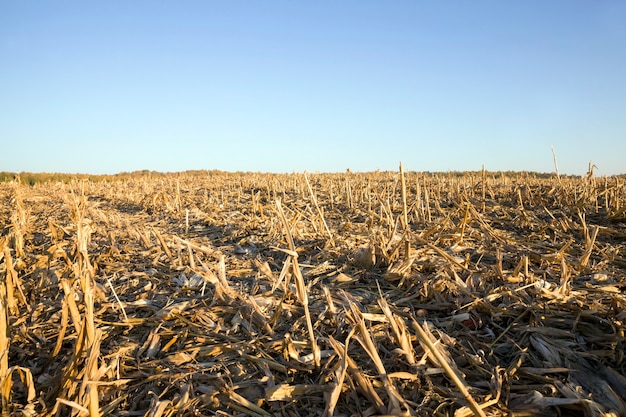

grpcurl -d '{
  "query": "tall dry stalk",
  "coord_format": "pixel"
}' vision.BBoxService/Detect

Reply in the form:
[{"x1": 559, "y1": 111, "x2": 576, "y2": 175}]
[
  {"x1": 2, "y1": 246, "x2": 18, "y2": 318},
  {"x1": 10, "y1": 182, "x2": 27, "y2": 258},
  {"x1": 412, "y1": 320, "x2": 487, "y2": 417},
  {"x1": 0, "y1": 240, "x2": 36, "y2": 416},
  {"x1": 175, "y1": 179, "x2": 182, "y2": 213},
  {"x1": 579, "y1": 225, "x2": 599, "y2": 268},
  {"x1": 399, "y1": 162, "x2": 408, "y2": 231},
  {"x1": 398, "y1": 162, "x2": 412, "y2": 267},
  {"x1": 324, "y1": 330, "x2": 354, "y2": 417},
  {"x1": 378, "y1": 295, "x2": 415, "y2": 364},
  {"x1": 304, "y1": 172, "x2": 334, "y2": 245},
  {"x1": 551, "y1": 145, "x2": 562, "y2": 186},
  {"x1": 275, "y1": 199, "x2": 321, "y2": 367},
  {"x1": 55, "y1": 189, "x2": 102, "y2": 416},
  {"x1": 481, "y1": 165, "x2": 486, "y2": 213},
  {"x1": 415, "y1": 176, "x2": 423, "y2": 222},
  {"x1": 0, "y1": 261, "x2": 9, "y2": 417},
  {"x1": 424, "y1": 185, "x2": 432, "y2": 222},
  {"x1": 347, "y1": 299, "x2": 408, "y2": 415}
]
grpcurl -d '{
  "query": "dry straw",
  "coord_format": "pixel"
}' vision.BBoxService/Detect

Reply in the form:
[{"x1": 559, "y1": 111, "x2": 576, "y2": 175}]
[{"x1": 0, "y1": 169, "x2": 625, "y2": 415}]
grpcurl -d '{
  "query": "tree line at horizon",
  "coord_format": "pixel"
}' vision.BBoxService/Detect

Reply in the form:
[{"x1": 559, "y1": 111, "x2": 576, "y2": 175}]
[{"x1": 1, "y1": 169, "x2": 619, "y2": 185}]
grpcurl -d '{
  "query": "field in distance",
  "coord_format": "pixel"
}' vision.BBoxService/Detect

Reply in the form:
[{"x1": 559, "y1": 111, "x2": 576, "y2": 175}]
[{"x1": 1, "y1": 170, "x2": 625, "y2": 416}]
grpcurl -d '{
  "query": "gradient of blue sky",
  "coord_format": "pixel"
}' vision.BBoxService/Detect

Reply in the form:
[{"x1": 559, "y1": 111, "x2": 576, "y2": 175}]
[{"x1": 1, "y1": 1, "x2": 625, "y2": 175}]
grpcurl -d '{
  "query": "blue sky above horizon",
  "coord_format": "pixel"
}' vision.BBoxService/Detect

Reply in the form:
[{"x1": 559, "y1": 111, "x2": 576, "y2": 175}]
[{"x1": 2, "y1": 1, "x2": 625, "y2": 175}]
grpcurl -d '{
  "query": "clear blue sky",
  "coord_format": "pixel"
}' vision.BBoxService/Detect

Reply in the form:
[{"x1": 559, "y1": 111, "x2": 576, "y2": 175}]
[{"x1": 2, "y1": 1, "x2": 625, "y2": 175}]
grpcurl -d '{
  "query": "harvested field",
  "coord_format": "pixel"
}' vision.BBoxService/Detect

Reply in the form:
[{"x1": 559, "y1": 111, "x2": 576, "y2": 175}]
[{"x1": 1, "y1": 170, "x2": 626, "y2": 416}]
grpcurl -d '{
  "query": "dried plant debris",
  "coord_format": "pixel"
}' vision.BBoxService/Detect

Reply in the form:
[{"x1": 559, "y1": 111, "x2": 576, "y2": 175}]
[{"x1": 0, "y1": 171, "x2": 625, "y2": 416}]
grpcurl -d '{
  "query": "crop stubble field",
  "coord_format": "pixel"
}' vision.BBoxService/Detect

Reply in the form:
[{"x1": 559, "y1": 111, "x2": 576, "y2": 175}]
[{"x1": 1, "y1": 169, "x2": 626, "y2": 416}]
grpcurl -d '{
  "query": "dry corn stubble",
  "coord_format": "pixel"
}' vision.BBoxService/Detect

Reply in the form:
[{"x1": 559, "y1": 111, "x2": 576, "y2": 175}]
[{"x1": 0, "y1": 170, "x2": 624, "y2": 416}]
